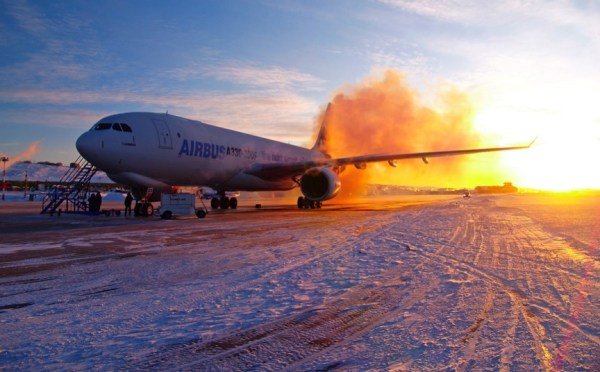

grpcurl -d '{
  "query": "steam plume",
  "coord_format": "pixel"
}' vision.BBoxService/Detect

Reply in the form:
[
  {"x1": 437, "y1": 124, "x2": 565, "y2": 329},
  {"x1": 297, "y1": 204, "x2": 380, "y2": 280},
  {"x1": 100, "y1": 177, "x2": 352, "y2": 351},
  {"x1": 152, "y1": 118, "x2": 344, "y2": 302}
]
[
  {"x1": 1, "y1": 141, "x2": 41, "y2": 169},
  {"x1": 316, "y1": 70, "x2": 493, "y2": 197}
]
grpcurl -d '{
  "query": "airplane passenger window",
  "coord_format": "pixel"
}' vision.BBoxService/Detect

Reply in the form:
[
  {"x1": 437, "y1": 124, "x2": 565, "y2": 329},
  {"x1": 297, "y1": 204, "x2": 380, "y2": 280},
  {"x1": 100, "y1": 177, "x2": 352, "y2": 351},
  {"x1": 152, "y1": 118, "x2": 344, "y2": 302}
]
[
  {"x1": 112, "y1": 123, "x2": 123, "y2": 131},
  {"x1": 120, "y1": 123, "x2": 133, "y2": 132},
  {"x1": 94, "y1": 123, "x2": 112, "y2": 130}
]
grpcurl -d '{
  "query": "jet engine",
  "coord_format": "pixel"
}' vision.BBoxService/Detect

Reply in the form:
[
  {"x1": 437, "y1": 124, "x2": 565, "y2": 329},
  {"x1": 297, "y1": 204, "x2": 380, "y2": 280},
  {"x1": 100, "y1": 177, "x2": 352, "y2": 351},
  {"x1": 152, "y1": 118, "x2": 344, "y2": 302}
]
[{"x1": 299, "y1": 167, "x2": 341, "y2": 201}]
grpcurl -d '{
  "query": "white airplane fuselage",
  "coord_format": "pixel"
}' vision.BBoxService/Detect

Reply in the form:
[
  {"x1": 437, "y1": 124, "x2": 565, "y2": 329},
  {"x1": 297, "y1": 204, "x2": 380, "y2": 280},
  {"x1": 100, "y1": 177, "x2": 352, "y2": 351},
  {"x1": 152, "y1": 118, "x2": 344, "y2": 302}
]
[{"x1": 76, "y1": 112, "x2": 319, "y2": 194}]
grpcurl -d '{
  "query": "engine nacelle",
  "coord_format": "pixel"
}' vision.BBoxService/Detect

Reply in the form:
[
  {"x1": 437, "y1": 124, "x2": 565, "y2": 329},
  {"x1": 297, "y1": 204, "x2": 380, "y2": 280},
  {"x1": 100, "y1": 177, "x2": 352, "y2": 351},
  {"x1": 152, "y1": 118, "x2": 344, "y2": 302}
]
[{"x1": 300, "y1": 167, "x2": 341, "y2": 201}]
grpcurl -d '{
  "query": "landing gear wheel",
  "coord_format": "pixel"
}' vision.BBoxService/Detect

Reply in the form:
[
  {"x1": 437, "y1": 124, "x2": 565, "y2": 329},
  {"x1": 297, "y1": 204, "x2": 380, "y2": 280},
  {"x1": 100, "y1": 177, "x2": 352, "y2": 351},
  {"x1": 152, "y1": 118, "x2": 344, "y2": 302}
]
[
  {"x1": 316, "y1": 201, "x2": 322, "y2": 208},
  {"x1": 142, "y1": 203, "x2": 154, "y2": 217},
  {"x1": 229, "y1": 197, "x2": 238, "y2": 209},
  {"x1": 210, "y1": 197, "x2": 219, "y2": 209},
  {"x1": 196, "y1": 209, "x2": 207, "y2": 218},
  {"x1": 220, "y1": 197, "x2": 230, "y2": 209},
  {"x1": 308, "y1": 200, "x2": 316, "y2": 209},
  {"x1": 297, "y1": 196, "x2": 305, "y2": 209},
  {"x1": 161, "y1": 210, "x2": 173, "y2": 219}
]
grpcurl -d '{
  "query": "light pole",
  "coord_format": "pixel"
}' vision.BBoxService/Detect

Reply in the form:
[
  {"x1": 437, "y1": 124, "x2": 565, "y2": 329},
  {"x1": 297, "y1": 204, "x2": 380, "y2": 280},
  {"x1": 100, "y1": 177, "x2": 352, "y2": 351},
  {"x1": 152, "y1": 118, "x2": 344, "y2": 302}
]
[
  {"x1": 24, "y1": 171, "x2": 28, "y2": 199},
  {"x1": 1, "y1": 156, "x2": 8, "y2": 201}
]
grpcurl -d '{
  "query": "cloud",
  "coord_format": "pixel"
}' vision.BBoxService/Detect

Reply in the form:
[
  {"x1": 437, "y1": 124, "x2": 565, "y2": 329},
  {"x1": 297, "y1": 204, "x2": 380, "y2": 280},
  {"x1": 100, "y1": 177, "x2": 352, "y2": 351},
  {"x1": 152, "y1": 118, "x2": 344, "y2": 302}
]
[
  {"x1": 1, "y1": 108, "x2": 110, "y2": 130},
  {"x1": 378, "y1": 0, "x2": 598, "y2": 30},
  {"x1": 5, "y1": 0, "x2": 48, "y2": 35},
  {"x1": 373, "y1": 0, "x2": 600, "y2": 116},
  {"x1": 1, "y1": 1, "x2": 108, "y2": 87},
  {"x1": 0, "y1": 87, "x2": 320, "y2": 145},
  {"x1": 378, "y1": 0, "x2": 470, "y2": 22},
  {"x1": 360, "y1": 39, "x2": 431, "y2": 79},
  {"x1": 168, "y1": 62, "x2": 325, "y2": 91}
]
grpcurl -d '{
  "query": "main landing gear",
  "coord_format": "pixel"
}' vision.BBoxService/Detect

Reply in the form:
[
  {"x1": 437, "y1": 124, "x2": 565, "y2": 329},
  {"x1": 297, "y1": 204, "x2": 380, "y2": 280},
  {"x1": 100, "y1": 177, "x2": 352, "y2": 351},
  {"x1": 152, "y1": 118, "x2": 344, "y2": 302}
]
[
  {"x1": 210, "y1": 196, "x2": 238, "y2": 210},
  {"x1": 297, "y1": 196, "x2": 322, "y2": 209},
  {"x1": 131, "y1": 187, "x2": 157, "y2": 217},
  {"x1": 134, "y1": 201, "x2": 154, "y2": 217}
]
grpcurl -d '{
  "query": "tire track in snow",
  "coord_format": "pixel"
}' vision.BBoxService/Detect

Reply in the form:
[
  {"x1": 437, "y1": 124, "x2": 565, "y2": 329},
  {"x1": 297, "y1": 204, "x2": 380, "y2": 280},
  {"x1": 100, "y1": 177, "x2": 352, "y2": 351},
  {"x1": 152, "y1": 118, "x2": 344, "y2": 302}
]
[
  {"x1": 400, "y1": 201, "x2": 598, "y2": 370},
  {"x1": 412, "y1": 242, "x2": 555, "y2": 369},
  {"x1": 135, "y1": 274, "x2": 439, "y2": 370},
  {"x1": 459, "y1": 283, "x2": 494, "y2": 346},
  {"x1": 133, "y1": 211, "x2": 441, "y2": 370},
  {"x1": 90, "y1": 211, "x2": 397, "y2": 369},
  {"x1": 363, "y1": 198, "x2": 593, "y2": 369}
]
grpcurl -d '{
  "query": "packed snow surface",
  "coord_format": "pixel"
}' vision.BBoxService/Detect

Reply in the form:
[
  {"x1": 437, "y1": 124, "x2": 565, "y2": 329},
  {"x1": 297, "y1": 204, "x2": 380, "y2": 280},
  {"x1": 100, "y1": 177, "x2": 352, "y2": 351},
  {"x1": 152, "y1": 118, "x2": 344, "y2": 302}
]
[{"x1": 0, "y1": 194, "x2": 598, "y2": 370}]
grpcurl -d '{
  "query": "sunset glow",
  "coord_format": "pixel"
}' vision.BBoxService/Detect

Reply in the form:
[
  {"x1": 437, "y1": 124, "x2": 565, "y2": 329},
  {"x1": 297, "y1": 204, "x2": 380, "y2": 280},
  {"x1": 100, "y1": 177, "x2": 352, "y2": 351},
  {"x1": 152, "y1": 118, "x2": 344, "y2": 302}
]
[
  {"x1": 316, "y1": 70, "x2": 600, "y2": 194},
  {"x1": 473, "y1": 104, "x2": 600, "y2": 192}
]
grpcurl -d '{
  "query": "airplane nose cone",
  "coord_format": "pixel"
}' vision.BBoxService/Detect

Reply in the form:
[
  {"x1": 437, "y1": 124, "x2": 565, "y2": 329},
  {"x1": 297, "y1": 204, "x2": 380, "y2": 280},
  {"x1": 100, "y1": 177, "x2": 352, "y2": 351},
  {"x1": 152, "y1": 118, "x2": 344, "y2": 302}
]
[{"x1": 76, "y1": 132, "x2": 94, "y2": 161}]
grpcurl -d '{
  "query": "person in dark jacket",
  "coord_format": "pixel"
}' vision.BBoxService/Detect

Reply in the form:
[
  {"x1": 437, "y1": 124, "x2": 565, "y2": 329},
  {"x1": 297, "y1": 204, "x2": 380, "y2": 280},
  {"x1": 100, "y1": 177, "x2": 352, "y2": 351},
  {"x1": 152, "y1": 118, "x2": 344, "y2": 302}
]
[
  {"x1": 88, "y1": 192, "x2": 97, "y2": 213},
  {"x1": 124, "y1": 192, "x2": 133, "y2": 216},
  {"x1": 95, "y1": 192, "x2": 102, "y2": 213}
]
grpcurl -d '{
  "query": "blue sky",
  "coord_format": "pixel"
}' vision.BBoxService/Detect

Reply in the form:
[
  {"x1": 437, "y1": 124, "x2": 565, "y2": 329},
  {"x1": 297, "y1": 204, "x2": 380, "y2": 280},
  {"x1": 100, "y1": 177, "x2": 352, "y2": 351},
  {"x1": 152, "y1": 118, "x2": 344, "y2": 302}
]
[{"x1": 1, "y1": 0, "x2": 599, "y2": 188}]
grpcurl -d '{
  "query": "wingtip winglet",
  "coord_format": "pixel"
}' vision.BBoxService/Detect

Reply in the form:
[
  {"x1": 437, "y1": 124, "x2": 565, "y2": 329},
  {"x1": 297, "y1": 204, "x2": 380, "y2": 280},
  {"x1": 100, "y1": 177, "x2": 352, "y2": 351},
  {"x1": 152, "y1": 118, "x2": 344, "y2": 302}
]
[{"x1": 528, "y1": 137, "x2": 538, "y2": 147}]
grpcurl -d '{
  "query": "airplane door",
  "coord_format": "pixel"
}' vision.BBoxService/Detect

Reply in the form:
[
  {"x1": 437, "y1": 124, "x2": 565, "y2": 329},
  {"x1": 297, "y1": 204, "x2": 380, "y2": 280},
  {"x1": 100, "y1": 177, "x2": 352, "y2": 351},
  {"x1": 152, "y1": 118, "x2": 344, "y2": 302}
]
[{"x1": 152, "y1": 119, "x2": 173, "y2": 149}]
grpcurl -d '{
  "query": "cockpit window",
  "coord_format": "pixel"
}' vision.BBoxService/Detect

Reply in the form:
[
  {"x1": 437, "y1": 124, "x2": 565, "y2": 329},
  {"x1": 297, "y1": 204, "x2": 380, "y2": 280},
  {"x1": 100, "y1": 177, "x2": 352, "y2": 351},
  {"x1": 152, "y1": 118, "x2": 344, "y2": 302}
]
[
  {"x1": 93, "y1": 123, "x2": 112, "y2": 130},
  {"x1": 92, "y1": 122, "x2": 133, "y2": 132}
]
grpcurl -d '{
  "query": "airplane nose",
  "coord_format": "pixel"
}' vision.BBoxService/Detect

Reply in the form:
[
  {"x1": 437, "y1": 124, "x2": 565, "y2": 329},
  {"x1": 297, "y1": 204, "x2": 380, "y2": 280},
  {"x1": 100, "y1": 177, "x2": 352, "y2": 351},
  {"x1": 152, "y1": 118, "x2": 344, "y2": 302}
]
[{"x1": 76, "y1": 132, "x2": 94, "y2": 161}]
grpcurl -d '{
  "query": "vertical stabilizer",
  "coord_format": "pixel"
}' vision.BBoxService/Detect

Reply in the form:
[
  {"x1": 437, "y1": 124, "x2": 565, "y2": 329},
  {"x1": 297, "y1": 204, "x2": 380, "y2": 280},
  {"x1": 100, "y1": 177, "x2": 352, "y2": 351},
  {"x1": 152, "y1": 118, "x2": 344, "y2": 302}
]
[{"x1": 312, "y1": 103, "x2": 332, "y2": 156}]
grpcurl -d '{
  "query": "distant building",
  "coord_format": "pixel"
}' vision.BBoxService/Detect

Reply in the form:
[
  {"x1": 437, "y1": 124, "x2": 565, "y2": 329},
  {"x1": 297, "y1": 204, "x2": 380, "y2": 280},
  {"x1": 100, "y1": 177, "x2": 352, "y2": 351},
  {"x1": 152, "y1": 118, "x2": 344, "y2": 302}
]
[
  {"x1": 37, "y1": 161, "x2": 63, "y2": 167},
  {"x1": 475, "y1": 182, "x2": 518, "y2": 194}
]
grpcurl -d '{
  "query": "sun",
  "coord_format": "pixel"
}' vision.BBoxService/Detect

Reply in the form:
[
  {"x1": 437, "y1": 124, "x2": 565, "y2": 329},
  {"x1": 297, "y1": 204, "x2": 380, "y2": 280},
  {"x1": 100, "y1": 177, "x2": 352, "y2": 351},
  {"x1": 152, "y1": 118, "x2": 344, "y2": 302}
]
[
  {"x1": 472, "y1": 106, "x2": 600, "y2": 192},
  {"x1": 503, "y1": 134, "x2": 600, "y2": 191}
]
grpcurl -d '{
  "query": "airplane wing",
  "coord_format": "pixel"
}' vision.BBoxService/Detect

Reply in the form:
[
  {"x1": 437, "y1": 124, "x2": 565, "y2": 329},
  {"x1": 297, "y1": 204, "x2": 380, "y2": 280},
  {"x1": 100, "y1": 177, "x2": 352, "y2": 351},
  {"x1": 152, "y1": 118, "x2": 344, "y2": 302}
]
[{"x1": 245, "y1": 139, "x2": 535, "y2": 181}]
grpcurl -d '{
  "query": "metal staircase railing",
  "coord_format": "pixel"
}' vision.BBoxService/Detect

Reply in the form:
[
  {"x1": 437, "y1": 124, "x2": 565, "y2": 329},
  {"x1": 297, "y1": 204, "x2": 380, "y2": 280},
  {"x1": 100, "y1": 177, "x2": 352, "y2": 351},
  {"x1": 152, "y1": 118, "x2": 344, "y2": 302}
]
[{"x1": 41, "y1": 156, "x2": 97, "y2": 214}]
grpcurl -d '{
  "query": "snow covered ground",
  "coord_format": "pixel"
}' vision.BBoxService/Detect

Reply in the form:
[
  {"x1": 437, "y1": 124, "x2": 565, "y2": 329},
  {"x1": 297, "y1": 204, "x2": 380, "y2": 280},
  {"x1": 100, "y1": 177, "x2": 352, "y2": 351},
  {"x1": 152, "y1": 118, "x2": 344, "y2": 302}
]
[{"x1": 0, "y1": 194, "x2": 598, "y2": 370}]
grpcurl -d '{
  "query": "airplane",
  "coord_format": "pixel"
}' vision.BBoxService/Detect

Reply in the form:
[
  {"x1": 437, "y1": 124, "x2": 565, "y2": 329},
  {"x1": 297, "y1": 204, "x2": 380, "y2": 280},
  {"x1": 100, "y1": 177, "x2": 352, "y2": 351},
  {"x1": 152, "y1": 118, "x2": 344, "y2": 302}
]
[{"x1": 75, "y1": 105, "x2": 533, "y2": 217}]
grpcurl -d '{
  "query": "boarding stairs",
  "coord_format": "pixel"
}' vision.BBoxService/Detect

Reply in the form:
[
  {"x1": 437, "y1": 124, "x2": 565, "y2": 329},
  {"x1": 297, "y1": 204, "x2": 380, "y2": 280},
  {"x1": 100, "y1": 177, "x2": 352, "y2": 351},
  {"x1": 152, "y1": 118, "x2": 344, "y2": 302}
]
[{"x1": 41, "y1": 156, "x2": 97, "y2": 214}]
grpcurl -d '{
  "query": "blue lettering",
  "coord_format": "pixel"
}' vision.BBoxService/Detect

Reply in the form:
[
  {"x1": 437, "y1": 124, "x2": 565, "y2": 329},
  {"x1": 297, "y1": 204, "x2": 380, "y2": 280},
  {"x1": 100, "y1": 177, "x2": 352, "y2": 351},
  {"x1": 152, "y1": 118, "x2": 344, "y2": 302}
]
[
  {"x1": 194, "y1": 141, "x2": 203, "y2": 157},
  {"x1": 178, "y1": 140, "x2": 189, "y2": 157},
  {"x1": 180, "y1": 138, "x2": 231, "y2": 160}
]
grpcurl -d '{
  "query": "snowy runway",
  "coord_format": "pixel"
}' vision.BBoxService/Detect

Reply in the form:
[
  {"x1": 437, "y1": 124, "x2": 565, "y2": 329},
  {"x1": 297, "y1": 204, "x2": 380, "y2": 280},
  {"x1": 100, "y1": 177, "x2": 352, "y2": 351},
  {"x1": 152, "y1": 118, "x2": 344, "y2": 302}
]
[{"x1": 0, "y1": 194, "x2": 598, "y2": 370}]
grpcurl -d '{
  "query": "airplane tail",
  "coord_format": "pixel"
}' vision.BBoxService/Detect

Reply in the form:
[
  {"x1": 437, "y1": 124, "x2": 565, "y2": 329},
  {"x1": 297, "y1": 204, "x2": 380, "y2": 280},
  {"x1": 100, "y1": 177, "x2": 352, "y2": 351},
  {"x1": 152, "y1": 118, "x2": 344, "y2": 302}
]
[{"x1": 312, "y1": 103, "x2": 332, "y2": 156}]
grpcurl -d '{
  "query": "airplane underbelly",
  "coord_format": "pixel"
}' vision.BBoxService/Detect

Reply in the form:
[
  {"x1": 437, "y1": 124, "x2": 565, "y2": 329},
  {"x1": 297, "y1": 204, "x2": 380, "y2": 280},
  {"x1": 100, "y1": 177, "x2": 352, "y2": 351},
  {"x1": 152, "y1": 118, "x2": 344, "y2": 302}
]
[{"x1": 219, "y1": 173, "x2": 296, "y2": 192}]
